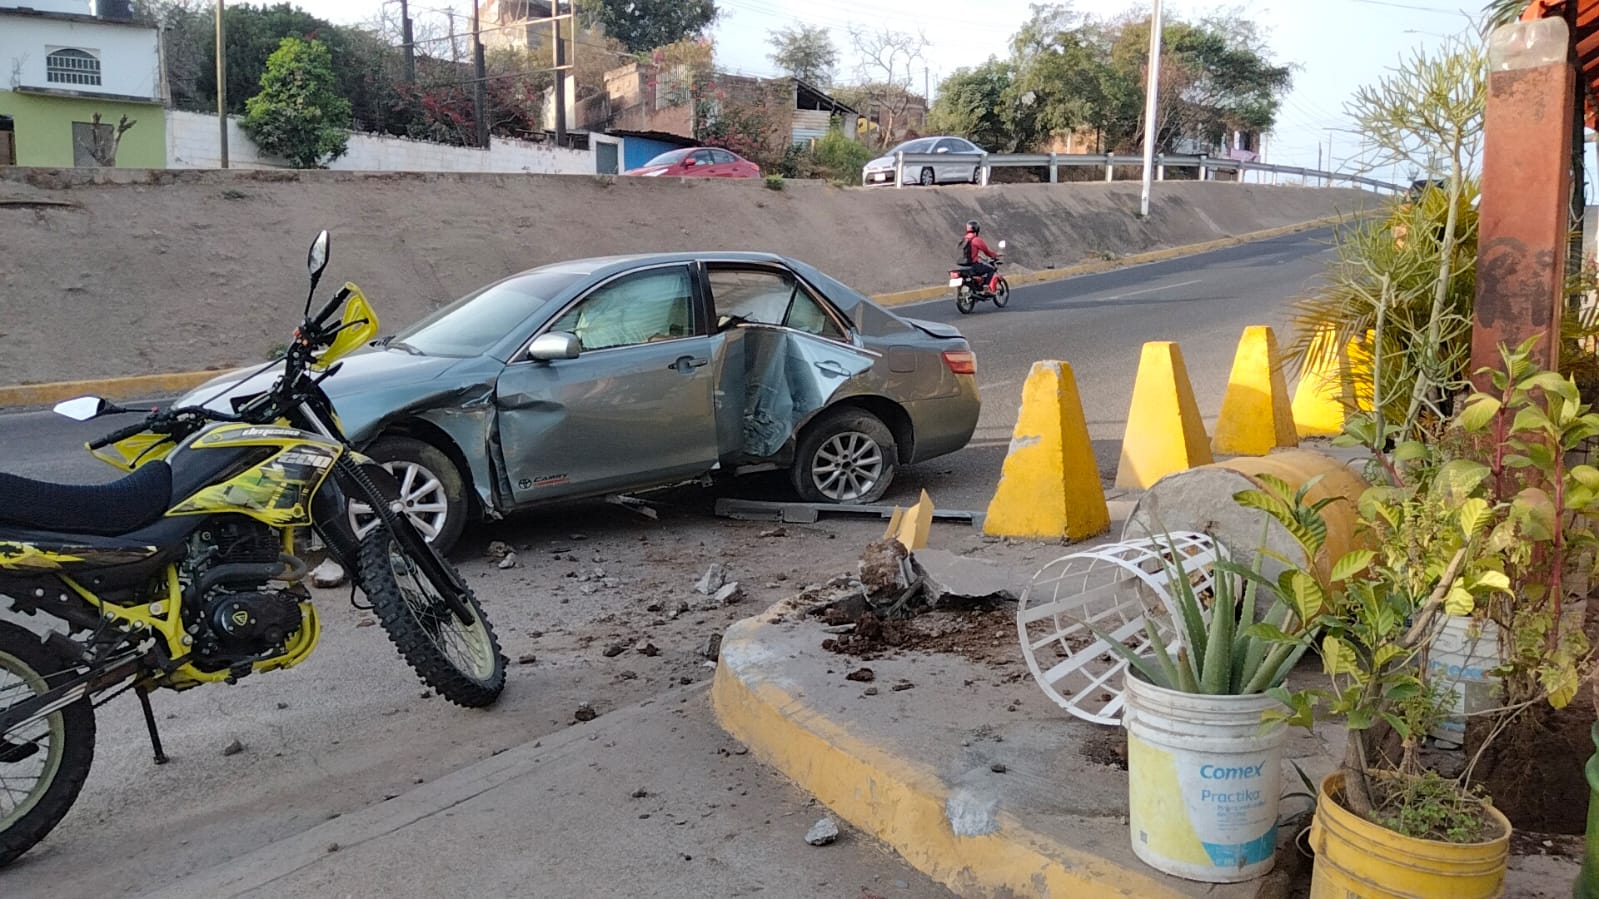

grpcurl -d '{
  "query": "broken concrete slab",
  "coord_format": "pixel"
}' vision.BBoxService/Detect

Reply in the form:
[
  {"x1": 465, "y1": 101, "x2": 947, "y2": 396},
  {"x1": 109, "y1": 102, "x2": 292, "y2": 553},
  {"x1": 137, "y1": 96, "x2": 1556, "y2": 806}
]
[
  {"x1": 695, "y1": 564, "x2": 727, "y2": 596},
  {"x1": 912, "y1": 549, "x2": 1027, "y2": 605}
]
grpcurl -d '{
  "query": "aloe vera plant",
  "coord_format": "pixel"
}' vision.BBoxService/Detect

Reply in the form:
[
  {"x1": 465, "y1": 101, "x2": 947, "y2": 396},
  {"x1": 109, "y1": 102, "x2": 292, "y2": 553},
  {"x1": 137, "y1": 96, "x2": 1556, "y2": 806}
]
[{"x1": 1094, "y1": 530, "x2": 1315, "y2": 696}]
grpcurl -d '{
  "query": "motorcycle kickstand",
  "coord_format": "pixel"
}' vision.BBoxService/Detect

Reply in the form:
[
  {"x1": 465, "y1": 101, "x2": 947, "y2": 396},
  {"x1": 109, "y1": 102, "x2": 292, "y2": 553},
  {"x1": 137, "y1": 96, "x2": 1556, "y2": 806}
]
[{"x1": 136, "y1": 686, "x2": 169, "y2": 766}]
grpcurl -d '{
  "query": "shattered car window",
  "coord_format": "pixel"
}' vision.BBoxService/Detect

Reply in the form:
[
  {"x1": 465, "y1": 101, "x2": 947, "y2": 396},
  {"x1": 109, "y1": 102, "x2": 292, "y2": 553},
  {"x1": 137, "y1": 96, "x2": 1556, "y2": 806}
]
[
  {"x1": 550, "y1": 266, "x2": 695, "y2": 351},
  {"x1": 709, "y1": 269, "x2": 794, "y2": 329},
  {"x1": 399, "y1": 269, "x2": 582, "y2": 358},
  {"x1": 709, "y1": 268, "x2": 847, "y2": 341}
]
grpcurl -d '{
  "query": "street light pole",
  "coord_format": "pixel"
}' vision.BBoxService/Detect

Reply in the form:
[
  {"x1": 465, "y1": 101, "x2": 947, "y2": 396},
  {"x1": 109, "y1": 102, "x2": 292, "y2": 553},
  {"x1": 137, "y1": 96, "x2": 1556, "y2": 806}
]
[
  {"x1": 1139, "y1": 0, "x2": 1163, "y2": 217},
  {"x1": 215, "y1": 0, "x2": 228, "y2": 168}
]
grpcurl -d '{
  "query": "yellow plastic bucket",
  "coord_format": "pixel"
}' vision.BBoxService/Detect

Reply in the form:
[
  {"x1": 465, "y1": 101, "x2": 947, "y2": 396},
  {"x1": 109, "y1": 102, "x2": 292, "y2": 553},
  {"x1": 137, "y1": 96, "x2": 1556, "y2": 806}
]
[{"x1": 1309, "y1": 772, "x2": 1510, "y2": 899}]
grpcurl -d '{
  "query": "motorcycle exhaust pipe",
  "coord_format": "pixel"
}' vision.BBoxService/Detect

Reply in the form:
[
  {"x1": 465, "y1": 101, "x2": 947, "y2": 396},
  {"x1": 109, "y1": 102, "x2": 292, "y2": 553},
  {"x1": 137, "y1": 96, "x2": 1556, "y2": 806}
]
[{"x1": 195, "y1": 554, "x2": 308, "y2": 597}]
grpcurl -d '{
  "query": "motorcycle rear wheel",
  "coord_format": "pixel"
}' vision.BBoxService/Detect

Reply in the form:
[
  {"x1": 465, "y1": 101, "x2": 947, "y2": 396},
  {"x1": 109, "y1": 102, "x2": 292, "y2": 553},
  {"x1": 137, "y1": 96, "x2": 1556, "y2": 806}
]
[
  {"x1": 0, "y1": 622, "x2": 95, "y2": 867},
  {"x1": 955, "y1": 289, "x2": 975, "y2": 314},
  {"x1": 359, "y1": 527, "x2": 506, "y2": 708}
]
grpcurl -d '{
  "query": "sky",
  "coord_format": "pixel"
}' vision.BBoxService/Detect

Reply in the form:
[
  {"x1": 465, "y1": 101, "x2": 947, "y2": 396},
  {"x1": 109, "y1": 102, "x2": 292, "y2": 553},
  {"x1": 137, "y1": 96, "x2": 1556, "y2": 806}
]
[{"x1": 288, "y1": 0, "x2": 1508, "y2": 187}]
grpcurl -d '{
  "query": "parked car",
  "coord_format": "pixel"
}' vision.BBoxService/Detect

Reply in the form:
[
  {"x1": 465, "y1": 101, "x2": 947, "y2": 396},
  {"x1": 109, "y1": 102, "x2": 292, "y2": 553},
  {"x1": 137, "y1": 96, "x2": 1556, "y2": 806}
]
[
  {"x1": 179, "y1": 253, "x2": 981, "y2": 553},
  {"x1": 624, "y1": 147, "x2": 762, "y2": 179},
  {"x1": 862, "y1": 136, "x2": 986, "y2": 187}
]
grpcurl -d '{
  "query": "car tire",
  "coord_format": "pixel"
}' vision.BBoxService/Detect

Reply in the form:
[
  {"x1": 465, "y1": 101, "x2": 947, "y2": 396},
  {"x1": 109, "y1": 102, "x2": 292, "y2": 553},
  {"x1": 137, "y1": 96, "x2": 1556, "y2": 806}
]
[
  {"x1": 351, "y1": 436, "x2": 468, "y2": 555},
  {"x1": 791, "y1": 408, "x2": 898, "y2": 504},
  {"x1": 919, "y1": 167, "x2": 935, "y2": 187},
  {"x1": 970, "y1": 166, "x2": 981, "y2": 185}
]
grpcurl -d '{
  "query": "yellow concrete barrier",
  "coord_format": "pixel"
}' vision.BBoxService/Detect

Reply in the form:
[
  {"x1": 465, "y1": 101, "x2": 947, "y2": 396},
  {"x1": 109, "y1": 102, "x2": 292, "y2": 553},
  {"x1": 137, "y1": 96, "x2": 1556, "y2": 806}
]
[
  {"x1": 1290, "y1": 327, "x2": 1369, "y2": 438},
  {"x1": 984, "y1": 361, "x2": 1109, "y2": 540},
  {"x1": 1115, "y1": 342, "x2": 1212, "y2": 490},
  {"x1": 1212, "y1": 325, "x2": 1299, "y2": 456}
]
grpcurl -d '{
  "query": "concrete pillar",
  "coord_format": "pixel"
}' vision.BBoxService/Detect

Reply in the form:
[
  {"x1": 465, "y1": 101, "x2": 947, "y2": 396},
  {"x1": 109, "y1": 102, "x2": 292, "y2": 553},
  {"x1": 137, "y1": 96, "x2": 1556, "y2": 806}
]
[{"x1": 1472, "y1": 17, "x2": 1575, "y2": 386}]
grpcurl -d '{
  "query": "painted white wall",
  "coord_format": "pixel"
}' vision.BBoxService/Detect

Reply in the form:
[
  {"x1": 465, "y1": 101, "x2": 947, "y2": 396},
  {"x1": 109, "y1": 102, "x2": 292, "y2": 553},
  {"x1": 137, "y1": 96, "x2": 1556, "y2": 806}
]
[
  {"x1": 0, "y1": 13, "x2": 161, "y2": 101},
  {"x1": 166, "y1": 109, "x2": 610, "y2": 175},
  {"x1": 11, "y1": 0, "x2": 91, "y2": 14}
]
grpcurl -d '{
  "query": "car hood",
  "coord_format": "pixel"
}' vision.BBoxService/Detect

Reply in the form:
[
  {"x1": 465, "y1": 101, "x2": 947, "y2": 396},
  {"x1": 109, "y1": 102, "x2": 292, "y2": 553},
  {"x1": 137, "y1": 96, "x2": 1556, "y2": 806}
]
[
  {"x1": 865, "y1": 155, "x2": 895, "y2": 168},
  {"x1": 177, "y1": 347, "x2": 464, "y2": 413}
]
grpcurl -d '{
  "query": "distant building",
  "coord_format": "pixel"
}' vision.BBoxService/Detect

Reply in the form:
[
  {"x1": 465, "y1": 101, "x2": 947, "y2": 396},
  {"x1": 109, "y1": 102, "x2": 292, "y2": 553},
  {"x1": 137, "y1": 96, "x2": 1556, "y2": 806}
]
[{"x1": 0, "y1": 0, "x2": 165, "y2": 167}]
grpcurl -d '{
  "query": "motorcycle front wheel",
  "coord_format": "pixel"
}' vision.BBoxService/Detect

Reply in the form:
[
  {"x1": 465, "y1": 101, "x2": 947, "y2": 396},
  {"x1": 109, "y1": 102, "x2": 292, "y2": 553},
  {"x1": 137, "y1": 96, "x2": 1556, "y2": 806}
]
[
  {"x1": 993, "y1": 279, "x2": 1010, "y2": 308},
  {"x1": 359, "y1": 527, "x2": 505, "y2": 708},
  {"x1": 0, "y1": 622, "x2": 95, "y2": 867}
]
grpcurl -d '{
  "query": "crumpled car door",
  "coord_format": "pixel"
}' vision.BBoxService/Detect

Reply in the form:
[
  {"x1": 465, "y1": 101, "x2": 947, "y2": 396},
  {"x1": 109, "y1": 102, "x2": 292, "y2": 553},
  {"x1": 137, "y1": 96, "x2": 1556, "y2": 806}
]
[{"x1": 717, "y1": 325, "x2": 876, "y2": 460}]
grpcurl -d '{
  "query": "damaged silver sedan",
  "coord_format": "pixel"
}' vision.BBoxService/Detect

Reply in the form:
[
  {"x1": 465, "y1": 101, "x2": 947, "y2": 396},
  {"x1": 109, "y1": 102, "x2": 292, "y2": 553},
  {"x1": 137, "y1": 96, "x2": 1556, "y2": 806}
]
[{"x1": 180, "y1": 253, "x2": 981, "y2": 553}]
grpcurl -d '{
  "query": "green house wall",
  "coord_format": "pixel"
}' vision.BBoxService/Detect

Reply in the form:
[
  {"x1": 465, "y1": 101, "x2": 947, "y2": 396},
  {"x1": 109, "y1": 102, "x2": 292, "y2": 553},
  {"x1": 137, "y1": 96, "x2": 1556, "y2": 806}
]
[{"x1": 0, "y1": 90, "x2": 166, "y2": 168}]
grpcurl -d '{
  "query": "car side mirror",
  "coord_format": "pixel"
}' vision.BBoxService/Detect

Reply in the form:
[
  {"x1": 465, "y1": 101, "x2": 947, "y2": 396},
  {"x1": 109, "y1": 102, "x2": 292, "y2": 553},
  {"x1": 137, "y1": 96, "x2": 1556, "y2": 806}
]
[
  {"x1": 682, "y1": 157, "x2": 698, "y2": 167},
  {"x1": 54, "y1": 395, "x2": 118, "y2": 421},
  {"x1": 528, "y1": 331, "x2": 581, "y2": 362},
  {"x1": 935, "y1": 147, "x2": 950, "y2": 154}
]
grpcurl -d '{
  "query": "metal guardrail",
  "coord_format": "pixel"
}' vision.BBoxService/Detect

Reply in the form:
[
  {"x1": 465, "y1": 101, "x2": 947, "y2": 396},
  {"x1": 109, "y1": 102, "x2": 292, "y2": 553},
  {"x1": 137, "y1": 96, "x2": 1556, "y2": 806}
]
[{"x1": 872, "y1": 151, "x2": 1405, "y2": 194}]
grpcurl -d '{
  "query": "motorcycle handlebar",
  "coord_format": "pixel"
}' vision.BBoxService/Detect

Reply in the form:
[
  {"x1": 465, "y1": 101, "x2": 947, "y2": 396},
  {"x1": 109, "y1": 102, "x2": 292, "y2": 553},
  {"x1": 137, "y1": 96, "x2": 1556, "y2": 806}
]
[
  {"x1": 311, "y1": 285, "x2": 352, "y2": 332},
  {"x1": 87, "y1": 420, "x2": 156, "y2": 450},
  {"x1": 86, "y1": 406, "x2": 244, "y2": 450}
]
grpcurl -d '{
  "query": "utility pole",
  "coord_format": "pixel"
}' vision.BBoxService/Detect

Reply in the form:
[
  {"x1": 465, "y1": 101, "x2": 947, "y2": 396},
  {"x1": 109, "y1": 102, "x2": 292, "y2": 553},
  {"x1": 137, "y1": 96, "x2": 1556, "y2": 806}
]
[
  {"x1": 399, "y1": 0, "x2": 416, "y2": 84},
  {"x1": 552, "y1": 0, "x2": 566, "y2": 144},
  {"x1": 1138, "y1": 0, "x2": 1163, "y2": 217},
  {"x1": 215, "y1": 0, "x2": 227, "y2": 168},
  {"x1": 447, "y1": 10, "x2": 459, "y2": 66},
  {"x1": 472, "y1": 1, "x2": 489, "y2": 148}
]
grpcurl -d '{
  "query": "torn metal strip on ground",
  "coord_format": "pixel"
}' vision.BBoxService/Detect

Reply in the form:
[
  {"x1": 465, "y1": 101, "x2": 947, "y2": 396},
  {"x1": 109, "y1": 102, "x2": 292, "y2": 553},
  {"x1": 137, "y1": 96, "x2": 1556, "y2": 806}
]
[{"x1": 713, "y1": 497, "x2": 983, "y2": 527}]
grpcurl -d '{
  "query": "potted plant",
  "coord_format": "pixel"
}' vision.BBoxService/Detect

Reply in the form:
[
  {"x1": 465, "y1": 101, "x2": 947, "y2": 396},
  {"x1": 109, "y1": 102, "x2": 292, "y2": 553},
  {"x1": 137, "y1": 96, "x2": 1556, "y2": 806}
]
[{"x1": 1093, "y1": 525, "x2": 1319, "y2": 883}]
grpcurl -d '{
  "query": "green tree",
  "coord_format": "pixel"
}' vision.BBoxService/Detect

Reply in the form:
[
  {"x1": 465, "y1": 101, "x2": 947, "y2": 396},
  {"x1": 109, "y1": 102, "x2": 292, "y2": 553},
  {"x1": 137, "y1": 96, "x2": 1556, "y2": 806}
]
[
  {"x1": 767, "y1": 25, "x2": 838, "y2": 86},
  {"x1": 927, "y1": 60, "x2": 1017, "y2": 151},
  {"x1": 242, "y1": 37, "x2": 351, "y2": 168},
  {"x1": 577, "y1": 0, "x2": 718, "y2": 54}
]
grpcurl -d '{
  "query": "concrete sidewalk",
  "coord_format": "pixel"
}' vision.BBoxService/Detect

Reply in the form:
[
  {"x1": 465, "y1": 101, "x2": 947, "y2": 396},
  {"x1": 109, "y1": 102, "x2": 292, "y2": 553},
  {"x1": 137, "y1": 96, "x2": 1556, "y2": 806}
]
[{"x1": 135, "y1": 686, "x2": 951, "y2": 899}]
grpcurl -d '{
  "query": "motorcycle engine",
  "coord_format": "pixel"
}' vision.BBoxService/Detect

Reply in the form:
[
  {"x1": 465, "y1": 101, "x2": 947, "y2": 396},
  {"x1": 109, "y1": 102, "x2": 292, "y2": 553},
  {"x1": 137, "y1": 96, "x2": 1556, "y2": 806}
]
[{"x1": 184, "y1": 518, "x2": 306, "y2": 671}]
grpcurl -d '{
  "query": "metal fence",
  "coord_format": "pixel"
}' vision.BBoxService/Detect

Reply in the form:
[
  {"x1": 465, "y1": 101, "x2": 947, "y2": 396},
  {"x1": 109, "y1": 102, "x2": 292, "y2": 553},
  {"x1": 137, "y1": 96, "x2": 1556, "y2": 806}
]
[{"x1": 875, "y1": 151, "x2": 1405, "y2": 194}]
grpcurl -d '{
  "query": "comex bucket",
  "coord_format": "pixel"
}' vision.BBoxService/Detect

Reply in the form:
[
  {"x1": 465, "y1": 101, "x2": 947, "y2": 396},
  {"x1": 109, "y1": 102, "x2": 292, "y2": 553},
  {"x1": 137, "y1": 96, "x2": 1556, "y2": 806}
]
[
  {"x1": 1425, "y1": 615, "x2": 1502, "y2": 746},
  {"x1": 1123, "y1": 670, "x2": 1287, "y2": 883}
]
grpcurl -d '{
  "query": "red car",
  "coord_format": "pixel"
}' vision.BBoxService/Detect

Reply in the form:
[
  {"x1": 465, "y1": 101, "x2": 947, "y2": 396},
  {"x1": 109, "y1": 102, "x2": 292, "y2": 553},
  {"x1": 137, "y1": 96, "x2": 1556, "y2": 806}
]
[{"x1": 624, "y1": 147, "x2": 761, "y2": 179}]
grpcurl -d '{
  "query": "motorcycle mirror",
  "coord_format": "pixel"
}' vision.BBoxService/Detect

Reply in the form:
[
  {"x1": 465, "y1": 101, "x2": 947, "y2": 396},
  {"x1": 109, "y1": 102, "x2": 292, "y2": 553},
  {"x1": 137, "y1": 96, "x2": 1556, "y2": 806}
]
[
  {"x1": 998, "y1": 240, "x2": 1007, "y2": 250},
  {"x1": 54, "y1": 395, "x2": 116, "y2": 421},
  {"x1": 306, "y1": 230, "x2": 331, "y2": 313}
]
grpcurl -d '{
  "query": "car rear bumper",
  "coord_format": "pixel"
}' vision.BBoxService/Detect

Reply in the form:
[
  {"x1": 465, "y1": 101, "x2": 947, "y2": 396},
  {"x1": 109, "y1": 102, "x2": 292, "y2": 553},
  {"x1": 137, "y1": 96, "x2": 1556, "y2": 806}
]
[{"x1": 903, "y1": 375, "x2": 980, "y2": 463}]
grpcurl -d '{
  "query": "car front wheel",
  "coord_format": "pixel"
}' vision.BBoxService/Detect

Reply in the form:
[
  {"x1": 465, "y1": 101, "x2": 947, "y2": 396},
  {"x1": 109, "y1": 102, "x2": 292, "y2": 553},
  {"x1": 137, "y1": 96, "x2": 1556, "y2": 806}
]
[
  {"x1": 791, "y1": 408, "x2": 898, "y2": 504},
  {"x1": 349, "y1": 436, "x2": 468, "y2": 554}
]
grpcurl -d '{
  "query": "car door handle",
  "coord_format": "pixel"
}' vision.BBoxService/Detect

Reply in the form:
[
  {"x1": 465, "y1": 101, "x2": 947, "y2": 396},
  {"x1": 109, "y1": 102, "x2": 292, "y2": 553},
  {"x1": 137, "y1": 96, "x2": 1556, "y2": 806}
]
[
  {"x1": 814, "y1": 359, "x2": 851, "y2": 378},
  {"x1": 669, "y1": 355, "x2": 709, "y2": 373}
]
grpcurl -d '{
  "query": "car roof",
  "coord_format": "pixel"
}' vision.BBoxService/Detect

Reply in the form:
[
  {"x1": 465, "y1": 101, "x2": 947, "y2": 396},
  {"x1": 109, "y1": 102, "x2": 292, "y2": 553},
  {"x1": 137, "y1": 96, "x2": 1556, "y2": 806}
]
[{"x1": 518, "y1": 251, "x2": 792, "y2": 281}]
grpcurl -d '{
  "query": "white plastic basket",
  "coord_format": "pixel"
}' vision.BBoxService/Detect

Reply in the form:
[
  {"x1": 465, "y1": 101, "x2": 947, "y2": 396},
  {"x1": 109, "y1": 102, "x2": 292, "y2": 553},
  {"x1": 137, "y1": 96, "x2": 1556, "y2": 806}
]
[{"x1": 1016, "y1": 532, "x2": 1224, "y2": 725}]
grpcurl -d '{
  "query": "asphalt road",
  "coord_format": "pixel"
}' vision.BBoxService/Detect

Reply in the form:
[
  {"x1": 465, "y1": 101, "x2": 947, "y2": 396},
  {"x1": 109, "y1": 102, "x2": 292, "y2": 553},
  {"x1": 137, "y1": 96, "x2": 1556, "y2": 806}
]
[{"x1": 0, "y1": 227, "x2": 1335, "y2": 504}]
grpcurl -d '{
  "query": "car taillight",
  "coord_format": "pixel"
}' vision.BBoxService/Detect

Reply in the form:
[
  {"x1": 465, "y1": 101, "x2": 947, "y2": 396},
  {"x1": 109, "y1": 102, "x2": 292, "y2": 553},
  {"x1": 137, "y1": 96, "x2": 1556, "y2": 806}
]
[{"x1": 942, "y1": 350, "x2": 976, "y2": 375}]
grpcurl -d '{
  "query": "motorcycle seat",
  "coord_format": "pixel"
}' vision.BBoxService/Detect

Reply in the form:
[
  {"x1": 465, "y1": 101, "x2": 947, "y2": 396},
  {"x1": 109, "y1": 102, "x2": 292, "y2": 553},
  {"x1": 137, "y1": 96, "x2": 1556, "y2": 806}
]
[{"x1": 0, "y1": 462, "x2": 173, "y2": 537}]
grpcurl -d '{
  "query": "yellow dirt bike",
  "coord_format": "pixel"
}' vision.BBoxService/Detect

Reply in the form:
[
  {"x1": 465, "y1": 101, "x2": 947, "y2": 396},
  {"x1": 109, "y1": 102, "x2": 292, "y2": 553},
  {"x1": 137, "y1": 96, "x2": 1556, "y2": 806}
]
[{"x1": 0, "y1": 231, "x2": 505, "y2": 866}]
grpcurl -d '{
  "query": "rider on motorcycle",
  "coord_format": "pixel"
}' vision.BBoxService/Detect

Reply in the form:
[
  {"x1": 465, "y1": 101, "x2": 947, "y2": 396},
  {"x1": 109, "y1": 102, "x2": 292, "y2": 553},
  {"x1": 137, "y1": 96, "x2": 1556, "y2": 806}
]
[{"x1": 958, "y1": 220, "x2": 1002, "y2": 296}]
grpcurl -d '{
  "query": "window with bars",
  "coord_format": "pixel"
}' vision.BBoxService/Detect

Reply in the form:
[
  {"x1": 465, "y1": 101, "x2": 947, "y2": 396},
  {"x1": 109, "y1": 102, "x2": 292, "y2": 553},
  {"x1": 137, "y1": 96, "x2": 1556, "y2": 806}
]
[{"x1": 46, "y1": 49, "x2": 101, "y2": 87}]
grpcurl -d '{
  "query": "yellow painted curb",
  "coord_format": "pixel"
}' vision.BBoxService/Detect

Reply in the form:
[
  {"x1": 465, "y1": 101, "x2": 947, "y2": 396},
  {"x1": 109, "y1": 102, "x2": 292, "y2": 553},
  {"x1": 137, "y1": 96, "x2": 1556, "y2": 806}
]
[
  {"x1": 1115, "y1": 342, "x2": 1212, "y2": 490},
  {"x1": 0, "y1": 370, "x2": 224, "y2": 409},
  {"x1": 710, "y1": 607, "x2": 1197, "y2": 899},
  {"x1": 1212, "y1": 326, "x2": 1299, "y2": 456},
  {"x1": 983, "y1": 360, "x2": 1109, "y2": 540},
  {"x1": 871, "y1": 214, "x2": 1347, "y2": 308}
]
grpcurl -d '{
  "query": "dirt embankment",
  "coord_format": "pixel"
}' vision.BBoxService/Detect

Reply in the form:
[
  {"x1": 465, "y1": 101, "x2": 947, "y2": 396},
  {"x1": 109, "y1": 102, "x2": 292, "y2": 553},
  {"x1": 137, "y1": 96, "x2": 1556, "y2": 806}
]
[{"x1": 0, "y1": 168, "x2": 1372, "y2": 385}]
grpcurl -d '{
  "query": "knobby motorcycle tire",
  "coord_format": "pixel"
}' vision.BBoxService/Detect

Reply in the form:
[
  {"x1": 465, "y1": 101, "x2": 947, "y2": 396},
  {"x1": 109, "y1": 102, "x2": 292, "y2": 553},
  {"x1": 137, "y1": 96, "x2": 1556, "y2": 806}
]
[
  {"x1": 358, "y1": 526, "x2": 506, "y2": 709},
  {"x1": 0, "y1": 621, "x2": 96, "y2": 867}
]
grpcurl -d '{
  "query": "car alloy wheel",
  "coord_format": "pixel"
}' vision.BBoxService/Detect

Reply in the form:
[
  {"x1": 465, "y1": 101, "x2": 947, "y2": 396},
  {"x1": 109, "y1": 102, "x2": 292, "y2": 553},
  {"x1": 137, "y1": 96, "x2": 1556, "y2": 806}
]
[
  {"x1": 919, "y1": 167, "x2": 935, "y2": 187},
  {"x1": 792, "y1": 408, "x2": 898, "y2": 504},
  {"x1": 348, "y1": 437, "x2": 466, "y2": 553}
]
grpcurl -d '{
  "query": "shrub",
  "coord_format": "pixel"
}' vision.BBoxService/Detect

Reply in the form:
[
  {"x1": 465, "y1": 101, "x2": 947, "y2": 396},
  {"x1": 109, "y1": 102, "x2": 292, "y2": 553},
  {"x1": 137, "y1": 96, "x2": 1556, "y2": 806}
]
[{"x1": 242, "y1": 37, "x2": 351, "y2": 168}]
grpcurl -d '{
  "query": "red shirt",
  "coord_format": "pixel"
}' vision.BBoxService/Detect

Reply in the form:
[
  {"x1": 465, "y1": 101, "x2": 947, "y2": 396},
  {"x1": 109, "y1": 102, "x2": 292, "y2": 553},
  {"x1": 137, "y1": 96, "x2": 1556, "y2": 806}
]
[{"x1": 965, "y1": 232, "x2": 996, "y2": 262}]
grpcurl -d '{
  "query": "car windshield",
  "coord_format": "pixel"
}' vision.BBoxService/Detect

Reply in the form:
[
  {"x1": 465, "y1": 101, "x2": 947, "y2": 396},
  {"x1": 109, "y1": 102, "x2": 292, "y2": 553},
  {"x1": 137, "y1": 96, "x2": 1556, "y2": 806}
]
[
  {"x1": 643, "y1": 149, "x2": 693, "y2": 167},
  {"x1": 888, "y1": 138, "x2": 934, "y2": 155},
  {"x1": 396, "y1": 269, "x2": 585, "y2": 357}
]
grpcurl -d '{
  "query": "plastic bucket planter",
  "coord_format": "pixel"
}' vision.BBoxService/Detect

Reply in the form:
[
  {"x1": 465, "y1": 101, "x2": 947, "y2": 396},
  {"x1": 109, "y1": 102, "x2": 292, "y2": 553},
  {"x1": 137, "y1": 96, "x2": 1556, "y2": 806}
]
[
  {"x1": 1123, "y1": 670, "x2": 1287, "y2": 882},
  {"x1": 1425, "y1": 615, "x2": 1503, "y2": 746},
  {"x1": 1308, "y1": 771, "x2": 1510, "y2": 898}
]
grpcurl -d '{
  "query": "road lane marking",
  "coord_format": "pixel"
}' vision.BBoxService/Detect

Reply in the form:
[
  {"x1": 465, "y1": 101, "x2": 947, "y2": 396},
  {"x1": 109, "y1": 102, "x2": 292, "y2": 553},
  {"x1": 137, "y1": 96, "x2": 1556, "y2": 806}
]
[{"x1": 1101, "y1": 278, "x2": 1202, "y2": 300}]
